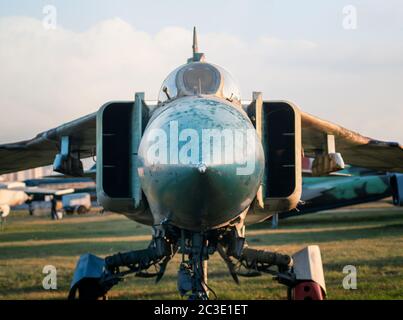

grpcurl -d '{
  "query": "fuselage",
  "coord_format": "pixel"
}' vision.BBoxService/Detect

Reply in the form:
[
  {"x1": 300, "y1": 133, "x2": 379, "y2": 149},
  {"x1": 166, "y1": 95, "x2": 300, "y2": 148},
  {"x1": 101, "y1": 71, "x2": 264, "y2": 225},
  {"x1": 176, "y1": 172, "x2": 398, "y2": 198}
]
[
  {"x1": 136, "y1": 61, "x2": 265, "y2": 231},
  {"x1": 280, "y1": 170, "x2": 393, "y2": 219}
]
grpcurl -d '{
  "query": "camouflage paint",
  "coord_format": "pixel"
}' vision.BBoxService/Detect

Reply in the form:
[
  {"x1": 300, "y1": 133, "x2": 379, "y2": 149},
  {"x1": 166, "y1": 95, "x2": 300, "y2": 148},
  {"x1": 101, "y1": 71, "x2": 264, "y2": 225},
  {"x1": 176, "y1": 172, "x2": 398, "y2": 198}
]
[{"x1": 280, "y1": 168, "x2": 392, "y2": 218}]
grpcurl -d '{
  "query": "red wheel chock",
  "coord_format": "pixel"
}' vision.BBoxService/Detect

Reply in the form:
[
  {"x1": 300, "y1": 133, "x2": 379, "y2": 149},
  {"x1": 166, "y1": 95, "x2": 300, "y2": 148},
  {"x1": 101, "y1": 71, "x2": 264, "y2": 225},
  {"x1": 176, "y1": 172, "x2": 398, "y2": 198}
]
[
  {"x1": 290, "y1": 246, "x2": 327, "y2": 300},
  {"x1": 291, "y1": 281, "x2": 325, "y2": 300}
]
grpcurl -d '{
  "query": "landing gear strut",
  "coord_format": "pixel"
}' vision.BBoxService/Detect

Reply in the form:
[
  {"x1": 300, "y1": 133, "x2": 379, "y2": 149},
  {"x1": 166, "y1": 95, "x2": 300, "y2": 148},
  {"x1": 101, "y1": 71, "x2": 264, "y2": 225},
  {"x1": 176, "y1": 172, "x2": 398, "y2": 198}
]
[
  {"x1": 177, "y1": 232, "x2": 212, "y2": 300},
  {"x1": 68, "y1": 235, "x2": 176, "y2": 299},
  {"x1": 221, "y1": 245, "x2": 326, "y2": 299}
]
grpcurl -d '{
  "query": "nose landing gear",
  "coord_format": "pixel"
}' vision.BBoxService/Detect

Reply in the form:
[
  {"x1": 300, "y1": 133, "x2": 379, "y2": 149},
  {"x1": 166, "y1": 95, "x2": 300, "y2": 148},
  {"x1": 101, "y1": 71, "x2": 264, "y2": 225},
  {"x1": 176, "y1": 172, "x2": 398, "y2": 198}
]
[{"x1": 177, "y1": 232, "x2": 212, "y2": 300}]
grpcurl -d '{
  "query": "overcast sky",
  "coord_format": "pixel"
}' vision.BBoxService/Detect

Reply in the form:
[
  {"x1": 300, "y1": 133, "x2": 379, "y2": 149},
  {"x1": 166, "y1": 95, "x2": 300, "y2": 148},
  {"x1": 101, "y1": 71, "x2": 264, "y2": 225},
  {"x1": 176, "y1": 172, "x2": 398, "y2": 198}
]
[{"x1": 0, "y1": 0, "x2": 402, "y2": 143}]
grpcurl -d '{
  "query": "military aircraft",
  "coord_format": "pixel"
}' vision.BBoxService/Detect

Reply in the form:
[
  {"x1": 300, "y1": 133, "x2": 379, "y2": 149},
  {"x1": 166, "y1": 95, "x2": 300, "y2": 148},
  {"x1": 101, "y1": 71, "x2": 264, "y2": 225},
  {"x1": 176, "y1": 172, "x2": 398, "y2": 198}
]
[
  {"x1": 0, "y1": 181, "x2": 74, "y2": 227},
  {"x1": 275, "y1": 165, "x2": 403, "y2": 222},
  {"x1": 1, "y1": 28, "x2": 403, "y2": 300}
]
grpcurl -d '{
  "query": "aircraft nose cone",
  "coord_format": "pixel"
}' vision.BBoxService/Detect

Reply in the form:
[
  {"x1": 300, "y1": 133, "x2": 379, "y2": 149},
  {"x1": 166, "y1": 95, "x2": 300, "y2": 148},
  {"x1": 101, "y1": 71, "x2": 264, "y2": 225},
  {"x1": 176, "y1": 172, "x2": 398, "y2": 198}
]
[{"x1": 138, "y1": 97, "x2": 264, "y2": 231}]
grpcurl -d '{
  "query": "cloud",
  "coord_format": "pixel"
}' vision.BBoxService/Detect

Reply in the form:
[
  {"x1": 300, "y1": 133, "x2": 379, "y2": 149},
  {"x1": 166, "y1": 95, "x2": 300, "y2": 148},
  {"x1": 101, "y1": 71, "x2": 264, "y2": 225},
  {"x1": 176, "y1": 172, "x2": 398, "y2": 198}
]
[{"x1": 0, "y1": 16, "x2": 402, "y2": 145}]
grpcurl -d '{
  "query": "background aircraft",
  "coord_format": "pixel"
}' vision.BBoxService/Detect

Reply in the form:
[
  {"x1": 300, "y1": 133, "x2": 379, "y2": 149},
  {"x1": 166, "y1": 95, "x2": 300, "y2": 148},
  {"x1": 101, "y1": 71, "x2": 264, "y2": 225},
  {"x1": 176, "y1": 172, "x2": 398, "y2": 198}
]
[
  {"x1": 268, "y1": 167, "x2": 403, "y2": 226},
  {"x1": 278, "y1": 158, "x2": 402, "y2": 212},
  {"x1": 0, "y1": 29, "x2": 403, "y2": 300},
  {"x1": 0, "y1": 181, "x2": 74, "y2": 227}
]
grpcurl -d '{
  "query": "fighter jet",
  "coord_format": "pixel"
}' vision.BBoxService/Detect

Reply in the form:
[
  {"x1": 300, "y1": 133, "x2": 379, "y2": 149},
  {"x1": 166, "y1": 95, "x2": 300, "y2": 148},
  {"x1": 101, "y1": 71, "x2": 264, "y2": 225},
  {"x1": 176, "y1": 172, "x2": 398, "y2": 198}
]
[
  {"x1": 1, "y1": 28, "x2": 403, "y2": 300},
  {"x1": 277, "y1": 166, "x2": 403, "y2": 221}
]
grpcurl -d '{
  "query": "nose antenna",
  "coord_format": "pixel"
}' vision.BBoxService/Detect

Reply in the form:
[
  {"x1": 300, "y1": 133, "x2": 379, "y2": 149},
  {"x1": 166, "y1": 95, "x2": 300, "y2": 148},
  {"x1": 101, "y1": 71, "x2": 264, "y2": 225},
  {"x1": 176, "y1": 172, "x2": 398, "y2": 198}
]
[
  {"x1": 192, "y1": 26, "x2": 199, "y2": 55},
  {"x1": 188, "y1": 27, "x2": 205, "y2": 63}
]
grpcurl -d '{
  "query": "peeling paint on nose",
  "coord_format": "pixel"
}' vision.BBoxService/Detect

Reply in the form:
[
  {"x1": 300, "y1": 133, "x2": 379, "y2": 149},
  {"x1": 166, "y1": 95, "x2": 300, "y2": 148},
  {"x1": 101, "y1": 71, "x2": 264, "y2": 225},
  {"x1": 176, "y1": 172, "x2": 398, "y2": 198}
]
[{"x1": 137, "y1": 97, "x2": 265, "y2": 231}]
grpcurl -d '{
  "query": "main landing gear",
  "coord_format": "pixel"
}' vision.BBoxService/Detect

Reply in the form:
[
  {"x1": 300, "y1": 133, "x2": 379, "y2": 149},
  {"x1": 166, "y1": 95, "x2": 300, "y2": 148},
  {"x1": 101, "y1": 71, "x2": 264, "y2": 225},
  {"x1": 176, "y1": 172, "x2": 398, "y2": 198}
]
[{"x1": 68, "y1": 226, "x2": 326, "y2": 300}]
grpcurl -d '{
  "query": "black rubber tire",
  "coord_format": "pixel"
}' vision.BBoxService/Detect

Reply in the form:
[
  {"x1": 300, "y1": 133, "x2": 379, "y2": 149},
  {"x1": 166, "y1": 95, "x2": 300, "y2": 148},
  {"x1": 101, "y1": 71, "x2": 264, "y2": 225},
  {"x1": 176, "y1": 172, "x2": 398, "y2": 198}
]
[{"x1": 77, "y1": 206, "x2": 88, "y2": 214}]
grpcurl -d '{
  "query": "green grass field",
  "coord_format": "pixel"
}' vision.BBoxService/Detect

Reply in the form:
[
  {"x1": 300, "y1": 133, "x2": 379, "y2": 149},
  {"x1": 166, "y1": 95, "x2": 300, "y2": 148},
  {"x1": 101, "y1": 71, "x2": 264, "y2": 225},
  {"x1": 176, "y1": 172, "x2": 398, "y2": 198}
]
[{"x1": 1, "y1": 204, "x2": 403, "y2": 300}]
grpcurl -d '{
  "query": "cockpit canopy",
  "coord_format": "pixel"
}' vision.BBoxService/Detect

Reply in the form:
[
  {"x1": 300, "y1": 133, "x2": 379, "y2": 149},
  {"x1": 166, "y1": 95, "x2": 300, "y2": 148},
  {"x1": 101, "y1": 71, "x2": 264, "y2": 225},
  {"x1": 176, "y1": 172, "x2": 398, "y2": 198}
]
[{"x1": 158, "y1": 62, "x2": 241, "y2": 105}]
